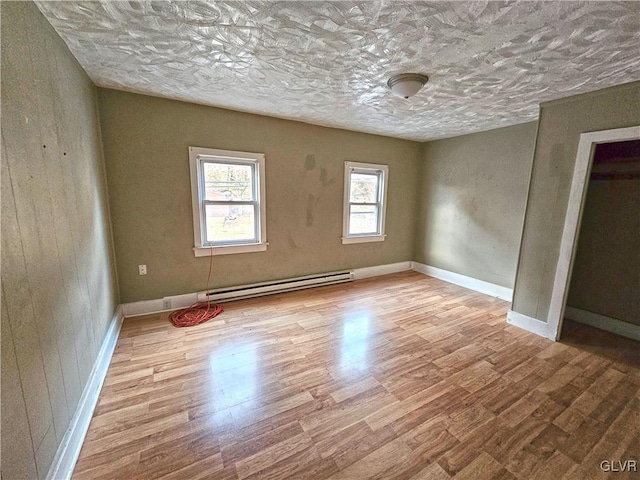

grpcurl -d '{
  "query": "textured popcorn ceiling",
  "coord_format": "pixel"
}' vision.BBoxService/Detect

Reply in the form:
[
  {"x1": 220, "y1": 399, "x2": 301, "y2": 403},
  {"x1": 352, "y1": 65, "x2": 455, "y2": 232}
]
[{"x1": 36, "y1": 1, "x2": 640, "y2": 141}]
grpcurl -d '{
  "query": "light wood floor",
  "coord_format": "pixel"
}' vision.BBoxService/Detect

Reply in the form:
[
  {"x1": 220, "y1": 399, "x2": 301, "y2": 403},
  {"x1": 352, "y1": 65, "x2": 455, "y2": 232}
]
[{"x1": 74, "y1": 272, "x2": 639, "y2": 480}]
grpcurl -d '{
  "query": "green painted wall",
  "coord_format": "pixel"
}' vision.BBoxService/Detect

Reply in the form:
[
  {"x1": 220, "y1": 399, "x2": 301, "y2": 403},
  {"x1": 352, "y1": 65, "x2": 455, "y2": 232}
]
[
  {"x1": 512, "y1": 81, "x2": 640, "y2": 322},
  {"x1": 1, "y1": 2, "x2": 119, "y2": 478},
  {"x1": 97, "y1": 89, "x2": 421, "y2": 303},
  {"x1": 415, "y1": 122, "x2": 538, "y2": 288}
]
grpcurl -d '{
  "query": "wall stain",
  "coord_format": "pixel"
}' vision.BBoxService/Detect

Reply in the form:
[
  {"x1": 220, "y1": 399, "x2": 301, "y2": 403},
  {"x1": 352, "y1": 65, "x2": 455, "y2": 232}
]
[
  {"x1": 306, "y1": 194, "x2": 319, "y2": 227},
  {"x1": 304, "y1": 154, "x2": 316, "y2": 171},
  {"x1": 287, "y1": 232, "x2": 298, "y2": 248},
  {"x1": 320, "y1": 167, "x2": 336, "y2": 187}
]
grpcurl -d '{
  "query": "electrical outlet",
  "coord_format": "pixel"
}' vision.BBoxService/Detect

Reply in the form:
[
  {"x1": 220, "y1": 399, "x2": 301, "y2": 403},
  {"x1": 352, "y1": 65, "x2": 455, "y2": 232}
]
[{"x1": 138, "y1": 264, "x2": 147, "y2": 275}]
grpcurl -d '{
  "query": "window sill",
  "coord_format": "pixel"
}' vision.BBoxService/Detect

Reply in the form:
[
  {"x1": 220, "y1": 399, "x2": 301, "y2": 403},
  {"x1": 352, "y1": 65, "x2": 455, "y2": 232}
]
[
  {"x1": 341, "y1": 235, "x2": 386, "y2": 245},
  {"x1": 193, "y1": 243, "x2": 268, "y2": 257}
]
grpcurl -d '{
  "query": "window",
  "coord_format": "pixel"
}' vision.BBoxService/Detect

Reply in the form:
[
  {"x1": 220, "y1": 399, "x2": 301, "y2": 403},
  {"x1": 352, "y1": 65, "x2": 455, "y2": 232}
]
[
  {"x1": 189, "y1": 147, "x2": 267, "y2": 256},
  {"x1": 342, "y1": 161, "x2": 388, "y2": 244}
]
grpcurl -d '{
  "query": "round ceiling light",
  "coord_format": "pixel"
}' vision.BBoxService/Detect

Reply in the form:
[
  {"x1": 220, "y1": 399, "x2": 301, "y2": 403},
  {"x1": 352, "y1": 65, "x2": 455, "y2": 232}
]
[{"x1": 387, "y1": 73, "x2": 429, "y2": 99}]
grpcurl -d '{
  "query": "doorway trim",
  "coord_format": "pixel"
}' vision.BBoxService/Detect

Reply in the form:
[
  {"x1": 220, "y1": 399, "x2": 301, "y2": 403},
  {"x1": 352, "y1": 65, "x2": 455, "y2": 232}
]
[{"x1": 547, "y1": 125, "x2": 640, "y2": 341}]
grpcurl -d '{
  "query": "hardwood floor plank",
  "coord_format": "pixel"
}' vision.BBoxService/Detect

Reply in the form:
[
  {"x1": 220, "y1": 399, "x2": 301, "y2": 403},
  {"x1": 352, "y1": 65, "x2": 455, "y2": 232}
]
[
  {"x1": 329, "y1": 376, "x2": 381, "y2": 403},
  {"x1": 137, "y1": 430, "x2": 222, "y2": 479},
  {"x1": 221, "y1": 421, "x2": 304, "y2": 465},
  {"x1": 409, "y1": 461, "x2": 452, "y2": 480},
  {"x1": 243, "y1": 445, "x2": 339, "y2": 480},
  {"x1": 537, "y1": 364, "x2": 583, "y2": 394},
  {"x1": 553, "y1": 406, "x2": 587, "y2": 434},
  {"x1": 73, "y1": 452, "x2": 140, "y2": 480},
  {"x1": 234, "y1": 432, "x2": 313, "y2": 479},
  {"x1": 156, "y1": 454, "x2": 225, "y2": 480},
  {"x1": 453, "y1": 452, "x2": 504, "y2": 480},
  {"x1": 530, "y1": 451, "x2": 575, "y2": 480},
  {"x1": 447, "y1": 404, "x2": 496, "y2": 442},
  {"x1": 316, "y1": 421, "x2": 397, "y2": 470},
  {"x1": 499, "y1": 390, "x2": 549, "y2": 428},
  {"x1": 328, "y1": 437, "x2": 413, "y2": 480},
  {"x1": 448, "y1": 360, "x2": 502, "y2": 394},
  {"x1": 561, "y1": 397, "x2": 638, "y2": 479},
  {"x1": 364, "y1": 380, "x2": 456, "y2": 431},
  {"x1": 302, "y1": 385, "x2": 397, "y2": 441},
  {"x1": 71, "y1": 272, "x2": 639, "y2": 480}
]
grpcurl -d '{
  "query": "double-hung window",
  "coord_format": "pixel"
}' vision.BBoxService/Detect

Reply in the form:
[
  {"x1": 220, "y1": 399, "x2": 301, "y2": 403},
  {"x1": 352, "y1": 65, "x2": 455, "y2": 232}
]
[
  {"x1": 342, "y1": 161, "x2": 388, "y2": 244},
  {"x1": 189, "y1": 147, "x2": 267, "y2": 256}
]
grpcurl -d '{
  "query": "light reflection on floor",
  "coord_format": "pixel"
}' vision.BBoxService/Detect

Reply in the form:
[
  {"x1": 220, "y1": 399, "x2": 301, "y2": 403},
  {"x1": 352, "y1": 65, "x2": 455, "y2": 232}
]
[
  {"x1": 208, "y1": 343, "x2": 258, "y2": 416},
  {"x1": 339, "y1": 314, "x2": 371, "y2": 372},
  {"x1": 205, "y1": 314, "x2": 374, "y2": 425}
]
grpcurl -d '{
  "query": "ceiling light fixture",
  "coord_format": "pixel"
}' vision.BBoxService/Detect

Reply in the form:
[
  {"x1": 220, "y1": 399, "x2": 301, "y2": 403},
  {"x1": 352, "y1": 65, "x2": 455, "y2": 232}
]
[{"x1": 387, "y1": 73, "x2": 429, "y2": 99}]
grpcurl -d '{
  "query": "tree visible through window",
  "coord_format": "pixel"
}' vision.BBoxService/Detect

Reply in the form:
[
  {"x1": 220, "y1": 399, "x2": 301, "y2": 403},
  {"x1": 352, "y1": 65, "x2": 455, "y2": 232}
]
[
  {"x1": 203, "y1": 162, "x2": 256, "y2": 244},
  {"x1": 349, "y1": 172, "x2": 380, "y2": 234}
]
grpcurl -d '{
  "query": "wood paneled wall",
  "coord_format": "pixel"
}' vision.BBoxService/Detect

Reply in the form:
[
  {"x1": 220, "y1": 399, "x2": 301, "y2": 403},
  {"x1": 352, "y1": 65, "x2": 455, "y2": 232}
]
[{"x1": 1, "y1": 2, "x2": 119, "y2": 478}]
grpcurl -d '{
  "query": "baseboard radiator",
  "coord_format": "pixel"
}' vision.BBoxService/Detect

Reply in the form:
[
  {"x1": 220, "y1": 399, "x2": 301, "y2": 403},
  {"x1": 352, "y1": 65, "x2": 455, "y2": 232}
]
[{"x1": 197, "y1": 270, "x2": 354, "y2": 303}]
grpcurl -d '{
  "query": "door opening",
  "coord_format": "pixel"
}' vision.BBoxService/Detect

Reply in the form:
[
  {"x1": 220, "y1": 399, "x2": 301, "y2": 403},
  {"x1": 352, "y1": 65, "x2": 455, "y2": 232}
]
[{"x1": 546, "y1": 126, "x2": 640, "y2": 341}]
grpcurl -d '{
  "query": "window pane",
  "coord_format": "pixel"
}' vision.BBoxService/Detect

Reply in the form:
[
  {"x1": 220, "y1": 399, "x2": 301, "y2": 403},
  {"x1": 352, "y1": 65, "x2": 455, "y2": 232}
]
[
  {"x1": 205, "y1": 204, "x2": 256, "y2": 243},
  {"x1": 349, "y1": 204, "x2": 379, "y2": 235},
  {"x1": 203, "y1": 162, "x2": 253, "y2": 201},
  {"x1": 350, "y1": 173, "x2": 378, "y2": 203}
]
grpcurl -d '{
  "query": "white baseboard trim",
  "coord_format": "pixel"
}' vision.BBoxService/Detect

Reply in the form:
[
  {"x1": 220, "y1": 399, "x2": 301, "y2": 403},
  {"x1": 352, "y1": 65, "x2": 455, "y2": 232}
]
[
  {"x1": 507, "y1": 309, "x2": 554, "y2": 340},
  {"x1": 352, "y1": 261, "x2": 412, "y2": 280},
  {"x1": 122, "y1": 262, "x2": 414, "y2": 318},
  {"x1": 564, "y1": 306, "x2": 640, "y2": 341},
  {"x1": 46, "y1": 305, "x2": 124, "y2": 480},
  {"x1": 411, "y1": 262, "x2": 513, "y2": 301}
]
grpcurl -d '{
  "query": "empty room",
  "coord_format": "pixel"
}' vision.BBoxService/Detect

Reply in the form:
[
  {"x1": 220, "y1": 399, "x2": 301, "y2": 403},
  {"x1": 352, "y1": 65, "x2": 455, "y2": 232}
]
[{"x1": 2, "y1": 1, "x2": 639, "y2": 480}]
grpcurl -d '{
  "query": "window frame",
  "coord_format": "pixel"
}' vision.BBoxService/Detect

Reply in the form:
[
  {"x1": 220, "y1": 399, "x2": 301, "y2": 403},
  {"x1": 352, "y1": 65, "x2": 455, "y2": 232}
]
[
  {"x1": 342, "y1": 161, "x2": 389, "y2": 244},
  {"x1": 189, "y1": 146, "x2": 267, "y2": 256}
]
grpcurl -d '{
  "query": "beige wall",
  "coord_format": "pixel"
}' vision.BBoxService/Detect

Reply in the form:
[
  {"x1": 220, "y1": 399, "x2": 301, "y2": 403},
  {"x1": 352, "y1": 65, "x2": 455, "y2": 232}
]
[
  {"x1": 1, "y1": 3, "x2": 119, "y2": 478},
  {"x1": 97, "y1": 89, "x2": 421, "y2": 303},
  {"x1": 415, "y1": 122, "x2": 537, "y2": 288},
  {"x1": 511, "y1": 81, "x2": 640, "y2": 322},
  {"x1": 567, "y1": 175, "x2": 640, "y2": 325}
]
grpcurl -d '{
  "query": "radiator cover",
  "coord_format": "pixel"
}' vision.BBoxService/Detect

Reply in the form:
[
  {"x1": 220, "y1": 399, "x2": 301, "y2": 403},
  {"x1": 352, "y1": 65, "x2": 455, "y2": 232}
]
[{"x1": 197, "y1": 270, "x2": 354, "y2": 303}]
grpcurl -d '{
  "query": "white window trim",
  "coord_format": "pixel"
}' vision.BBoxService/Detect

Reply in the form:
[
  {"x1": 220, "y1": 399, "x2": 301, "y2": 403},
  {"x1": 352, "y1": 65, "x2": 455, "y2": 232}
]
[
  {"x1": 342, "y1": 161, "x2": 388, "y2": 245},
  {"x1": 189, "y1": 146, "x2": 267, "y2": 256}
]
